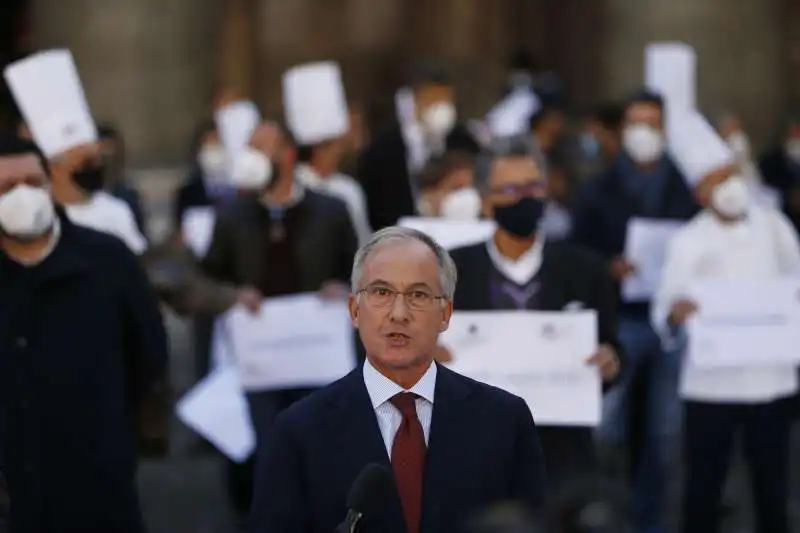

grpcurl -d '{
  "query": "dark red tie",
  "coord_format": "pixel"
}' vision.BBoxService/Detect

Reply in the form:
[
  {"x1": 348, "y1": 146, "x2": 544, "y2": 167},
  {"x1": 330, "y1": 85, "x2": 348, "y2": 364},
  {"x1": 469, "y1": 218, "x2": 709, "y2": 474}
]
[{"x1": 390, "y1": 392, "x2": 427, "y2": 533}]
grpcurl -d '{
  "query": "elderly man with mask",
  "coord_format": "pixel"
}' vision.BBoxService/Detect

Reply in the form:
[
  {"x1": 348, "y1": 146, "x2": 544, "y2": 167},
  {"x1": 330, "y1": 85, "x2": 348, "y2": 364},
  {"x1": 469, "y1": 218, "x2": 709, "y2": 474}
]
[
  {"x1": 0, "y1": 133, "x2": 168, "y2": 533},
  {"x1": 5, "y1": 50, "x2": 147, "y2": 255},
  {"x1": 358, "y1": 61, "x2": 480, "y2": 231},
  {"x1": 448, "y1": 135, "x2": 621, "y2": 487},
  {"x1": 652, "y1": 111, "x2": 800, "y2": 533},
  {"x1": 571, "y1": 89, "x2": 698, "y2": 533}
]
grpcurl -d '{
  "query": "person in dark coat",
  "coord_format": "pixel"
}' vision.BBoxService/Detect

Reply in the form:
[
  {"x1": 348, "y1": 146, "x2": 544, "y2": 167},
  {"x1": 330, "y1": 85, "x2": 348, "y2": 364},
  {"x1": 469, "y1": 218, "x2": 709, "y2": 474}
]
[
  {"x1": 0, "y1": 135, "x2": 169, "y2": 533},
  {"x1": 449, "y1": 135, "x2": 621, "y2": 488},
  {"x1": 570, "y1": 90, "x2": 699, "y2": 533},
  {"x1": 357, "y1": 62, "x2": 480, "y2": 230}
]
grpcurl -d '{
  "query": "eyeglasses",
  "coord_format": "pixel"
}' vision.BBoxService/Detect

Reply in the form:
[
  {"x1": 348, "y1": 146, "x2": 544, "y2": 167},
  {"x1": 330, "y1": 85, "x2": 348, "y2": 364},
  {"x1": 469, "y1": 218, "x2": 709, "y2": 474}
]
[
  {"x1": 490, "y1": 181, "x2": 546, "y2": 197},
  {"x1": 357, "y1": 286, "x2": 445, "y2": 311}
]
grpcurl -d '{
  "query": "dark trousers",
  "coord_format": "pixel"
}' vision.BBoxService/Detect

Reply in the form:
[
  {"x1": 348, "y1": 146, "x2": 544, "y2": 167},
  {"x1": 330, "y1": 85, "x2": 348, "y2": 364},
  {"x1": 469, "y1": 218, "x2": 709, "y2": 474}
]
[
  {"x1": 682, "y1": 399, "x2": 792, "y2": 533},
  {"x1": 537, "y1": 426, "x2": 597, "y2": 492}
]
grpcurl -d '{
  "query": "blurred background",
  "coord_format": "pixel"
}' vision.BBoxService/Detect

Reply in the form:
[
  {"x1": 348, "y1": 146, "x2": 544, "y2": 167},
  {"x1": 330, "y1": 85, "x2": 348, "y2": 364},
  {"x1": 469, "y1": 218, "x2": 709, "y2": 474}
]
[{"x1": 2, "y1": 1, "x2": 800, "y2": 532}]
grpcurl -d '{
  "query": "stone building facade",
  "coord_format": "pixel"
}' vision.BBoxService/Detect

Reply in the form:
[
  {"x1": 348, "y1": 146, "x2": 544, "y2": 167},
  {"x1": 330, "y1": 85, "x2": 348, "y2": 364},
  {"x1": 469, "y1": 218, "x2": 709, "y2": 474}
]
[{"x1": 24, "y1": 0, "x2": 799, "y2": 165}]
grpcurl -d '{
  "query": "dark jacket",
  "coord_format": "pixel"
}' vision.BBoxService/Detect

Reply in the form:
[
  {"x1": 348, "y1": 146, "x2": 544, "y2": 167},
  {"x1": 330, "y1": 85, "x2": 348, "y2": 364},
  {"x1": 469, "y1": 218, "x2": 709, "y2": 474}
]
[
  {"x1": 450, "y1": 240, "x2": 620, "y2": 358},
  {"x1": 250, "y1": 364, "x2": 546, "y2": 533},
  {"x1": 0, "y1": 211, "x2": 168, "y2": 533},
  {"x1": 570, "y1": 157, "x2": 699, "y2": 316},
  {"x1": 357, "y1": 124, "x2": 480, "y2": 231}
]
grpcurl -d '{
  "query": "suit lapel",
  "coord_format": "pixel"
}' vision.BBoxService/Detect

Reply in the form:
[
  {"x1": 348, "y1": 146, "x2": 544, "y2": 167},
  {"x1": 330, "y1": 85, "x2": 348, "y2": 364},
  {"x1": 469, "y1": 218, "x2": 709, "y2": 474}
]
[
  {"x1": 420, "y1": 365, "x2": 473, "y2": 533},
  {"x1": 536, "y1": 242, "x2": 568, "y2": 311},
  {"x1": 328, "y1": 368, "x2": 405, "y2": 530}
]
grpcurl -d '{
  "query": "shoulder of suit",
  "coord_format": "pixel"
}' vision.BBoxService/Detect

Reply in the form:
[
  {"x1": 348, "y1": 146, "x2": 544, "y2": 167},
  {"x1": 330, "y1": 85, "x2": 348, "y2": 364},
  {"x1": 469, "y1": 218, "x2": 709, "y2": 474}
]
[
  {"x1": 545, "y1": 239, "x2": 605, "y2": 269},
  {"x1": 449, "y1": 242, "x2": 486, "y2": 265},
  {"x1": 305, "y1": 189, "x2": 350, "y2": 216}
]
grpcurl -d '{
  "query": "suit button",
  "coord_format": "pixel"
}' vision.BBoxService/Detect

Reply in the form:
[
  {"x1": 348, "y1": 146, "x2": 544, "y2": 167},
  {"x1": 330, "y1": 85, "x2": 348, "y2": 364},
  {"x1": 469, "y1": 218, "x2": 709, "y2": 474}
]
[{"x1": 16, "y1": 337, "x2": 27, "y2": 348}]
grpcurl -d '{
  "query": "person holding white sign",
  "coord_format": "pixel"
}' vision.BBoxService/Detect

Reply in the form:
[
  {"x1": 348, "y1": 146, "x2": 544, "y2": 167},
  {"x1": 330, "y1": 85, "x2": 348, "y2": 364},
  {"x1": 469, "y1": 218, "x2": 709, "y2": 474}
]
[
  {"x1": 176, "y1": 66, "x2": 360, "y2": 520},
  {"x1": 448, "y1": 134, "x2": 620, "y2": 485},
  {"x1": 652, "y1": 110, "x2": 800, "y2": 533}
]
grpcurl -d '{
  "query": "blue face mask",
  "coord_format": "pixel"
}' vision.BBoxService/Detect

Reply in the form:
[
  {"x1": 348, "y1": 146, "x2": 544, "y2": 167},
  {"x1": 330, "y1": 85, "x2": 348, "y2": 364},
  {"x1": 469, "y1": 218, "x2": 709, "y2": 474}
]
[{"x1": 580, "y1": 134, "x2": 601, "y2": 158}]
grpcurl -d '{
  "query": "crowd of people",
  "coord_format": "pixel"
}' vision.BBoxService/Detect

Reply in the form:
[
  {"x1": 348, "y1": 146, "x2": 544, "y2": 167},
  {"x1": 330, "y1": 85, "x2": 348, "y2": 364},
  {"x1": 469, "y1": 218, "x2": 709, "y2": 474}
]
[{"x1": 0, "y1": 41, "x2": 799, "y2": 533}]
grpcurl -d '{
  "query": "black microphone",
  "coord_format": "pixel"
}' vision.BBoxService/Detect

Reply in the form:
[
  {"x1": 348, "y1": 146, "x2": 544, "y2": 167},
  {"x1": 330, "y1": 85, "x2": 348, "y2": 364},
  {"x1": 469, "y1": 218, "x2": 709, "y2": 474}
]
[{"x1": 336, "y1": 463, "x2": 394, "y2": 533}]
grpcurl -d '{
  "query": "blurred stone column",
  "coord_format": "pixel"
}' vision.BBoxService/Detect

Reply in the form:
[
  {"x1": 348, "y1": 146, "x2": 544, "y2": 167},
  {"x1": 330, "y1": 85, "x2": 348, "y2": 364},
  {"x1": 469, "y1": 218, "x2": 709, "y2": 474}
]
[
  {"x1": 217, "y1": 0, "x2": 257, "y2": 99},
  {"x1": 600, "y1": 0, "x2": 785, "y2": 148},
  {"x1": 31, "y1": 0, "x2": 223, "y2": 166}
]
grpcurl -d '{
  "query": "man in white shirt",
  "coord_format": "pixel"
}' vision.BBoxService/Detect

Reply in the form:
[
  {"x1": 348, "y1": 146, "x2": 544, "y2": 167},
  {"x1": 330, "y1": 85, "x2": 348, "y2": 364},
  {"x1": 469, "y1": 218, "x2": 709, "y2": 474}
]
[{"x1": 652, "y1": 111, "x2": 800, "y2": 533}]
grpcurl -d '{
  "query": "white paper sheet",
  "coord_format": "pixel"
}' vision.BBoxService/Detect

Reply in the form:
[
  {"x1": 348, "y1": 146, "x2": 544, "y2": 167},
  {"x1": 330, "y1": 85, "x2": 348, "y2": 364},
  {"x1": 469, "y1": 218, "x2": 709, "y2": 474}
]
[
  {"x1": 175, "y1": 365, "x2": 255, "y2": 462},
  {"x1": 181, "y1": 207, "x2": 216, "y2": 259},
  {"x1": 398, "y1": 217, "x2": 496, "y2": 250},
  {"x1": 224, "y1": 293, "x2": 356, "y2": 391},
  {"x1": 622, "y1": 218, "x2": 683, "y2": 301},
  {"x1": 686, "y1": 278, "x2": 800, "y2": 368},
  {"x1": 440, "y1": 311, "x2": 601, "y2": 426}
]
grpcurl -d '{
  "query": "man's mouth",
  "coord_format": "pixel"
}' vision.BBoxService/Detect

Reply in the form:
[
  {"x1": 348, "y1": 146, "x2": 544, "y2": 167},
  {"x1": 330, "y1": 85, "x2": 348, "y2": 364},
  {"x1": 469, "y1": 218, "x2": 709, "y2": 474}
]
[{"x1": 386, "y1": 332, "x2": 410, "y2": 340}]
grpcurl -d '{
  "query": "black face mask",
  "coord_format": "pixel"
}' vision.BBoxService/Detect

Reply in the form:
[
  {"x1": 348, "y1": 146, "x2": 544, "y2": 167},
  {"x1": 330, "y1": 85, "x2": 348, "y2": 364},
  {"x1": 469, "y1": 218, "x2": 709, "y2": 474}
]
[
  {"x1": 73, "y1": 164, "x2": 106, "y2": 193},
  {"x1": 493, "y1": 196, "x2": 545, "y2": 238}
]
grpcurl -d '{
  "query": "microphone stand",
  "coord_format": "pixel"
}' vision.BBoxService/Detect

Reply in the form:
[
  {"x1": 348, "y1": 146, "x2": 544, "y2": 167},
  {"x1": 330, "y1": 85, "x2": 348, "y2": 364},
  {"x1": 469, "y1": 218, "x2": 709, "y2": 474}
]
[{"x1": 335, "y1": 509, "x2": 363, "y2": 533}]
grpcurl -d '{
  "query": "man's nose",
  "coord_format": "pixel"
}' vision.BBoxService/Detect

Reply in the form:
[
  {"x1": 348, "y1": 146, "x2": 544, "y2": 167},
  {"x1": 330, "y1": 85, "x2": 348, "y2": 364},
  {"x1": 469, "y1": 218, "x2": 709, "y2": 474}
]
[{"x1": 388, "y1": 293, "x2": 411, "y2": 322}]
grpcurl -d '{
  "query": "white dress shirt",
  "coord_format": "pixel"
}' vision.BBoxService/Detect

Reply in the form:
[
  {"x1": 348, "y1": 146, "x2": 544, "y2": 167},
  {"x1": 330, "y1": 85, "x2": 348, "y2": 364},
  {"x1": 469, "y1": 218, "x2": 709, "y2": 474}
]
[
  {"x1": 65, "y1": 191, "x2": 147, "y2": 254},
  {"x1": 652, "y1": 205, "x2": 800, "y2": 403},
  {"x1": 486, "y1": 234, "x2": 545, "y2": 285},
  {"x1": 294, "y1": 163, "x2": 373, "y2": 245},
  {"x1": 362, "y1": 359, "x2": 437, "y2": 457}
]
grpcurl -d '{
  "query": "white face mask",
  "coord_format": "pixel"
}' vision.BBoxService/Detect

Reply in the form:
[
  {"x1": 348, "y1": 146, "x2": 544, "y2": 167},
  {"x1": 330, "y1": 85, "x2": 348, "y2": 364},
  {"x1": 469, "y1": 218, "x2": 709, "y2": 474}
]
[
  {"x1": 711, "y1": 175, "x2": 750, "y2": 218},
  {"x1": 0, "y1": 184, "x2": 55, "y2": 240},
  {"x1": 230, "y1": 147, "x2": 272, "y2": 190},
  {"x1": 440, "y1": 188, "x2": 481, "y2": 220},
  {"x1": 198, "y1": 144, "x2": 227, "y2": 178},
  {"x1": 785, "y1": 138, "x2": 800, "y2": 163},
  {"x1": 622, "y1": 123, "x2": 664, "y2": 165},
  {"x1": 726, "y1": 132, "x2": 751, "y2": 161},
  {"x1": 421, "y1": 102, "x2": 457, "y2": 137}
]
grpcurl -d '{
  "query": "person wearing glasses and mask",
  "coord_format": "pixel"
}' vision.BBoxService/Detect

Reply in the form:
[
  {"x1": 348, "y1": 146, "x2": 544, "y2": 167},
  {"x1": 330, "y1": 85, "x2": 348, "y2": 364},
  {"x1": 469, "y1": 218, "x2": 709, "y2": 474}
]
[
  {"x1": 6, "y1": 51, "x2": 147, "y2": 255},
  {"x1": 448, "y1": 135, "x2": 622, "y2": 488},
  {"x1": 96, "y1": 123, "x2": 147, "y2": 236},
  {"x1": 358, "y1": 61, "x2": 480, "y2": 231}
]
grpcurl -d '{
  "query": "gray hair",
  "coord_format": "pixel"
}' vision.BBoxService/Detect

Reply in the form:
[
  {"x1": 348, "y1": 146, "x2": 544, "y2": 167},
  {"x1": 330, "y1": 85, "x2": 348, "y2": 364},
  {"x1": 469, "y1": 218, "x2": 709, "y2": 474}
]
[
  {"x1": 473, "y1": 134, "x2": 548, "y2": 194},
  {"x1": 350, "y1": 226, "x2": 458, "y2": 300}
]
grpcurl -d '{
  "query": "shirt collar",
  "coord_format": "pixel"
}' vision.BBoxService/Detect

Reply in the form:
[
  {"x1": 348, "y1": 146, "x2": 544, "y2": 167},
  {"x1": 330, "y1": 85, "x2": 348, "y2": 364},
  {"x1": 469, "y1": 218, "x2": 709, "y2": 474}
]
[
  {"x1": 486, "y1": 232, "x2": 545, "y2": 285},
  {"x1": 362, "y1": 358, "x2": 437, "y2": 408}
]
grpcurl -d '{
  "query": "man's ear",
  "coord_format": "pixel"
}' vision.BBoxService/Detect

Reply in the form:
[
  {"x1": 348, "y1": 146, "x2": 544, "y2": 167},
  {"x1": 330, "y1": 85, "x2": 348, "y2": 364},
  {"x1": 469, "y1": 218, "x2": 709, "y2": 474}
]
[
  {"x1": 440, "y1": 299, "x2": 453, "y2": 332},
  {"x1": 348, "y1": 294, "x2": 360, "y2": 328}
]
